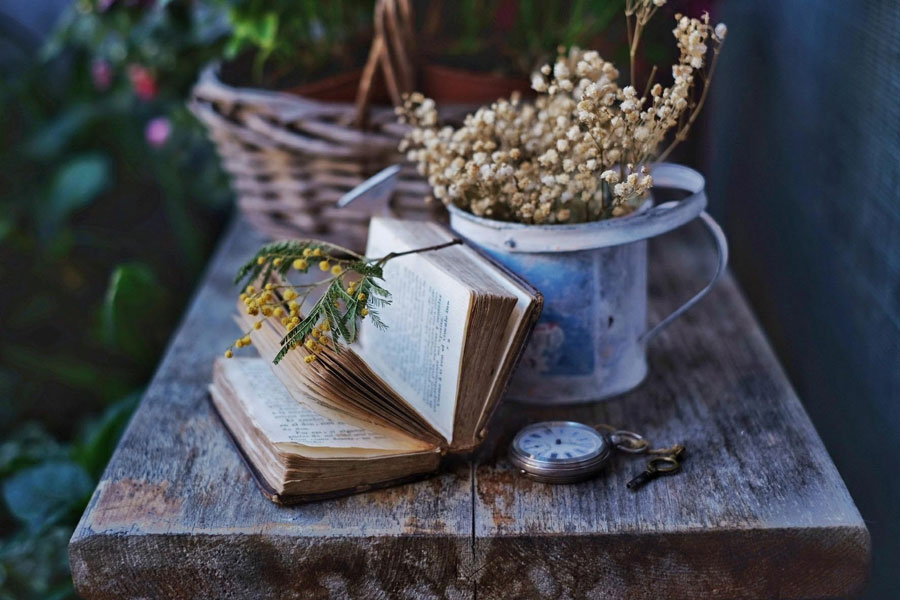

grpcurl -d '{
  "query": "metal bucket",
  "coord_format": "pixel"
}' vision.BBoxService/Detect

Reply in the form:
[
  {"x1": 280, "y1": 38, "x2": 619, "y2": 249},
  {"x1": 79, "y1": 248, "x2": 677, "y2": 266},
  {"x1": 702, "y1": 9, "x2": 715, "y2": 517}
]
[{"x1": 447, "y1": 163, "x2": 728, "y2": 404}]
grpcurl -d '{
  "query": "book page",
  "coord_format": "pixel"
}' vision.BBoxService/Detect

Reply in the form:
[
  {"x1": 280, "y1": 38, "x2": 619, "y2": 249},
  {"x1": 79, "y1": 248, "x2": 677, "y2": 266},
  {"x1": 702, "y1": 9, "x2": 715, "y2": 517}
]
[
  {"x1": 223, "y1": 358, "x2": 425, "y2": 451},
  {"x1": 357, "y1": 221, "x2": 471, "y2": 443},
  {"x1": 472, "y1": 264, "x2": 536, "y2": 435}
]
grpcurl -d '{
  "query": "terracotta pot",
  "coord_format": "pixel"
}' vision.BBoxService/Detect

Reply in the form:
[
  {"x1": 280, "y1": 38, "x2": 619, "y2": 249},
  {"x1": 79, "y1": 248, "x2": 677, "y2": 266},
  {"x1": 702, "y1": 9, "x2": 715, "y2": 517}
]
[{"x1": 422, "y1": 64, "x2": 533, "y2": 104}]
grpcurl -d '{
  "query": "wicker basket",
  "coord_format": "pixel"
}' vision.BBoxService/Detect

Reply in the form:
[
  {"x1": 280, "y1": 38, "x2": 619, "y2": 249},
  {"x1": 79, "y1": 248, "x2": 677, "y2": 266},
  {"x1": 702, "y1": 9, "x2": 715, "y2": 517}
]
[{"x1": 189, "y1": 0, "x2": 442, "y2": 250}]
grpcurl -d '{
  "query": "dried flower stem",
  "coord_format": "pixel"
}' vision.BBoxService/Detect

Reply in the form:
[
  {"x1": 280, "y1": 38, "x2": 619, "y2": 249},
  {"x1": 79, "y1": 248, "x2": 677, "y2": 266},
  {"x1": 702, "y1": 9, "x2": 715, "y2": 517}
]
[
  {"x1": 373, "y1": 238, "x2": 462, "y2": 266},
  {"x1": 642, "y1": 65, "x2": 658, "y2": 99},
  {"x1": 626, "y1": 0, "x2": 665, "y2": 86},
  {"x1": 657, "y1": 41, "x2": 723, "y2": 163}
]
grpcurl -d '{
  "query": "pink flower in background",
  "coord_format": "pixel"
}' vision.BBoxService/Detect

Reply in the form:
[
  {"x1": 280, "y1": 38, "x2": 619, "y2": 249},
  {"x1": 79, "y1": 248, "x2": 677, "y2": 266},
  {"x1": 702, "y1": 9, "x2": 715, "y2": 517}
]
[
  {"x1": 91, "y1": 59, "x2": 112, "y2": 91},
  {"x1": 127, "y1": 64, "x2": 157, "y2": 101},
  {"x1": 145, "y1": 117, "x2": 172, "y2": 148}
]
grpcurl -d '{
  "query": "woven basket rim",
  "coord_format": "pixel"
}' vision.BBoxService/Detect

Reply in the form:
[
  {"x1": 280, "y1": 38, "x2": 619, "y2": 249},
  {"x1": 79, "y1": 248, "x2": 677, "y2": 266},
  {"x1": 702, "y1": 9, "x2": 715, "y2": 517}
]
[{"x1": 194, "y1": 62, "x2": 405, "y2": 112}]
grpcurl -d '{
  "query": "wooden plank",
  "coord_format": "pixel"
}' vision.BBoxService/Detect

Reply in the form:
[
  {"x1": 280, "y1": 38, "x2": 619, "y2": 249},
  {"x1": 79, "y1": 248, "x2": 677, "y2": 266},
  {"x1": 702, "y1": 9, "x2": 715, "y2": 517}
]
[
  {"x1": 69, "y1": 215, "x2": 869, "y2": 599},
  {"x1": 472, "y1": 221, "x2": 870, "y2": 599},
  {"x1": 68, "y1": 219, "x2": 474, "y2": 600}
]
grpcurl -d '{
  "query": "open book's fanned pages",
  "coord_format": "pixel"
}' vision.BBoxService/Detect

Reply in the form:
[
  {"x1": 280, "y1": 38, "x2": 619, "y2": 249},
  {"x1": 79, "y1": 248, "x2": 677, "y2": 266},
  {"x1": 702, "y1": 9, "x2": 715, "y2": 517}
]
[
  {"x1": 360, "y1": 218, "x2": 543, "y2": 451},
  {"x1": 461, "y1": 242, "x2": 545, "y2": 444},
  {"x1": 237, "y1": 309, "x2": 445, "y2": 448},
  {"x1": 209, "y1": 358, "x2": 440, "y2": 504},
  {"x1": 215, "y1": 217, "x2": 542, "y2": 503}
]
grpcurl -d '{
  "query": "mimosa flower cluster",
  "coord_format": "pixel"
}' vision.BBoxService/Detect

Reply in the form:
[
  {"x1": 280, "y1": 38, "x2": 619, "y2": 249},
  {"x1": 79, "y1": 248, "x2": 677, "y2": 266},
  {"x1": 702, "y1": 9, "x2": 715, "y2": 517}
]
[
  {"x1": 226, "y1": 240, "x2": 390, "y2": 365},
  {"x1": 399, "y1": 1, "x2": 726, "y2": 225},
  {"x1": 227, "y1": 238, "x2": 461, "y2": 363}
]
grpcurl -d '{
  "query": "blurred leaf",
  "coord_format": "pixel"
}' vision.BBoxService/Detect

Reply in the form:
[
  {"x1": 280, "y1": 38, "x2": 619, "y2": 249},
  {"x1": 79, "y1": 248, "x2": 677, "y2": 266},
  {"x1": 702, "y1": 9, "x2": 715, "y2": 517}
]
[
  {"x1": 42, "y1": 154, "x2": 111, "y2": 237},
  {"x1": 24, "y1": 105, "x2": 96, "y2": 160},
  {"x1": 0, "y1": 526, "x2": 75, "y2": 600},
  {"x1": 2, "y1": 461, "x2": 93, "y2": 533},
  {"x1": 224, "y1": 35, "x2": 245, "y2": 59},
  {"x1": 259, "y1": 13, "x2": 279, "y2": 50},
  {"x1": 101, "y1": 263, "x2": 169, "y2": 361},
  {"x1": 71, "y1": 393, "x2": 140, "y2": 478},
  {"x1": 0, "y1": 425, "x2": 67, "y2": 479}
]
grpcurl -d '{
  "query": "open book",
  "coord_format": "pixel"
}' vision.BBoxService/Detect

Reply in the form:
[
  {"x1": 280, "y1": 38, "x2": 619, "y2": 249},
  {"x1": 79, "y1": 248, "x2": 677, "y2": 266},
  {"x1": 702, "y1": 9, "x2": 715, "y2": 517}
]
[{"x1": 209, "y1": 218, "x2": 542, "y2": 503}]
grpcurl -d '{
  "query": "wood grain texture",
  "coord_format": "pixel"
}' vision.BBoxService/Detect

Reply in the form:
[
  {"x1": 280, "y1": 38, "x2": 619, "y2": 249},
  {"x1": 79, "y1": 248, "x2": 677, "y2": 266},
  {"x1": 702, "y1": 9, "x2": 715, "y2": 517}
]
[
  {"x1": 472, "y1": 220, "x2": 870, "y2": 599},
  {"x1": 69, "y1": 216, "x2": 869, "y2": 599},
  {"x1": 68, "y1": 219, "x2": 473, "y2": 600}
]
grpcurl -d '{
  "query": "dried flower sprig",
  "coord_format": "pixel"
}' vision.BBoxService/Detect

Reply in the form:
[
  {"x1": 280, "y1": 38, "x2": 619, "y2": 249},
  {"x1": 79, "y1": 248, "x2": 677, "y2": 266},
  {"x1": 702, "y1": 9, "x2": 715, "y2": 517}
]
[
  {"x1": 625, "y1": 0, "x2": 669, "y2": 87},
  {"x1": 228, "y1": 238, "x2": 461, "y2": 364},
  {"x1": 399, "y1": 2, "x2": 726, "y2": 225}
]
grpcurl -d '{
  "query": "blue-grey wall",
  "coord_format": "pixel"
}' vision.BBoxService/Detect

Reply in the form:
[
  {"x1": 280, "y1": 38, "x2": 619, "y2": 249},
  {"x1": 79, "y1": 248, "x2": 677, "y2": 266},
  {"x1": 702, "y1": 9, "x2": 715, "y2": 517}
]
[{"x1": 707, "y1": 2, "x2": 899, "y2": 598}]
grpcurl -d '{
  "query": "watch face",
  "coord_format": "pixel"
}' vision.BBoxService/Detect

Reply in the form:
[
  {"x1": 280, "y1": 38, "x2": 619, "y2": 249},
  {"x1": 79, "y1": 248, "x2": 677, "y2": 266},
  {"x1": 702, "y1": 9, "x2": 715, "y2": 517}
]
[
  {"x1": 513, "y1": 421, "x2": 605, "y2": 463},
  {"x1": 509, "y1": 421, "x2": 611, "y2": 483}
]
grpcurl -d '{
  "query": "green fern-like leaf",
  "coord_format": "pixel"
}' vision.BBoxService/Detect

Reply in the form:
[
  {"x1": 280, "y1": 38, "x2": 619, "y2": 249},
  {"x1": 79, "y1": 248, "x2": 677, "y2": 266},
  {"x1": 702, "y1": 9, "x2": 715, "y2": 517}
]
[{"x1": 231, "y1": 236, "x2": 460, "y2": 364}]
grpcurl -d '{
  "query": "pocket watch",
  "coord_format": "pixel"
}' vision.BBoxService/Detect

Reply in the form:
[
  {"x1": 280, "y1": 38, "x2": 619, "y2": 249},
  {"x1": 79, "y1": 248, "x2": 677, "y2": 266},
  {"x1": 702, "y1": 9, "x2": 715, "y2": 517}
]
[
  {"x1": 509, "y1": 421, "x2": 676, "y2": 485},
  {"x1": 508, "y1": 421, "x2": 614, "y2": 484}
]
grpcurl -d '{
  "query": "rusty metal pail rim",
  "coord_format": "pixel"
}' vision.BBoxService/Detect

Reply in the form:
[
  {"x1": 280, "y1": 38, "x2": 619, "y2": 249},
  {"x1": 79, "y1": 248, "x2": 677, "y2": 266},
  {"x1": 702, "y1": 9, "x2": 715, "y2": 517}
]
[{"x1": 446, "y1": 162, "x2": 708, "y2": 254}]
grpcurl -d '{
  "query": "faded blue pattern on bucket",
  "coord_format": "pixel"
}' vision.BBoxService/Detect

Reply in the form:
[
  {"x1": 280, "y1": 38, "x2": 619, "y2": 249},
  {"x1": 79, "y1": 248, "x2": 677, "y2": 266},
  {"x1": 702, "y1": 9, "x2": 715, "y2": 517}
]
[
  {"x1": 485, "y1": 248, "x2": 598, "y2": 376},
  {"x1": 479, "y1": 238, "x2": 649, "y2": 403}
]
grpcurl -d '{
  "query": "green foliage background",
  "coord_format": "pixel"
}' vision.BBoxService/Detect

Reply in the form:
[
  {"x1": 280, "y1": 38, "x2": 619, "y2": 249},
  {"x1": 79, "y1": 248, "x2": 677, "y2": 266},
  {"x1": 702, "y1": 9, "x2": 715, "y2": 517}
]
[{"x1": 0, "y1": 2, "x2": 232, "y2": 597}]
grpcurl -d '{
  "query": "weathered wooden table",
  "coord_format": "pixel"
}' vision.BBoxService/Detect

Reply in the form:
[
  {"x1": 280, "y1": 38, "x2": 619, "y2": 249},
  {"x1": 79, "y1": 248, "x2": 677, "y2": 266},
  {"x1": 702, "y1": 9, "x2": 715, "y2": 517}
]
[{"x1": 69, "y1": 217, "x2": 870, "y2": 599}]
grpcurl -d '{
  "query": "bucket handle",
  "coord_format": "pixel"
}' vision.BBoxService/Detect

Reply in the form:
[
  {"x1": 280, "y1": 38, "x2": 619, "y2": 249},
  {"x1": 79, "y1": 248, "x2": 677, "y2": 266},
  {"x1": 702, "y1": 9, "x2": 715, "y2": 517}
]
[{"x1": 639, "y1": 210, "x2": 729, "y2": 343}]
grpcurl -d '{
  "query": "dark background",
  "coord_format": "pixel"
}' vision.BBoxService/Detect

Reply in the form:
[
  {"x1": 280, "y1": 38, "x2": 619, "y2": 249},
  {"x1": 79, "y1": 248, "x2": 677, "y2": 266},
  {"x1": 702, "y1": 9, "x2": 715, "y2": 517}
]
[
  {"x1": 1, "y1": 0, "x2": 897, "y2": 598},
  {"x1": 708, "y1": 2, "x2": 899, "y2": 598}
]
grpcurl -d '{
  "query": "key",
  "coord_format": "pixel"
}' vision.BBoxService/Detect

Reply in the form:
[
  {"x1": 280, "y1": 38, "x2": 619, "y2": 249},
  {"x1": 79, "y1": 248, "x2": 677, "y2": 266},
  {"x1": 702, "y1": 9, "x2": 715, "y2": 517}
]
[
  {"x1": 626, "y1": 469, "x2": 658, "y2": 489},
  {"x1": 626, "y1": 456, "x2": 681, "y2": 490}
]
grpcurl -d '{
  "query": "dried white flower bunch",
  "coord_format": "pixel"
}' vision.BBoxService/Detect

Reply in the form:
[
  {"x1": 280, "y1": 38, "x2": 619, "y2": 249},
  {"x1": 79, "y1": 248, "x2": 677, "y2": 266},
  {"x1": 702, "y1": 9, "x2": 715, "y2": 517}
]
[{"x1": 399, "y1": 1, "x2": 726, "y2": 225}]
